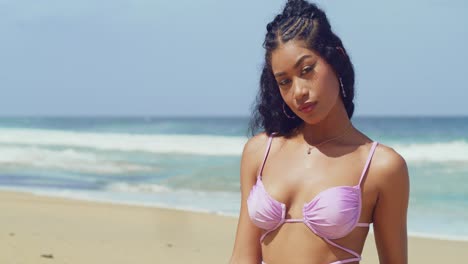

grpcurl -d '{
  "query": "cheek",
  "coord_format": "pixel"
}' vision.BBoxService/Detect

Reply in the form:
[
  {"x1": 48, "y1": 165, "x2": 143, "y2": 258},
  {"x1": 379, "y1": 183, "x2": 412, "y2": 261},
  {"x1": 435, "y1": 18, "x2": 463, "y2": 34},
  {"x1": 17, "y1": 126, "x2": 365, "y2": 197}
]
[
  {"x1": 279, "y1": 84, "x2": 294, "y2": 100},
  {"x1": 279, "y1": 89, "x2": 287, "y2": 100},
  {"x1": 315, "y1": 68, "x2": 339, "y2": 98}
]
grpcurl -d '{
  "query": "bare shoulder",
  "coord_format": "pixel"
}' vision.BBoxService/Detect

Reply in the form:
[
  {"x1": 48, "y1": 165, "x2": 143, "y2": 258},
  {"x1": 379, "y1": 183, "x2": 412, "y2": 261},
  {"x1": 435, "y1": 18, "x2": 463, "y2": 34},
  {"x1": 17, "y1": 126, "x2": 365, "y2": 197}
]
[
  {"x1": 372, "y1": 142, "x2": 410, "y2": 191},
  {"x1": 370, "y1": 142, "x2": 410, "y2": 263},
  {"x1": 230, "y1": 132, "x2": 273, "y2": 263},
  {"x1": 242, "y1": 132, "x2": 270, "y2": 156},
  {"x1": 239, "y1": 132, "x2": 273, "y2": 184}
]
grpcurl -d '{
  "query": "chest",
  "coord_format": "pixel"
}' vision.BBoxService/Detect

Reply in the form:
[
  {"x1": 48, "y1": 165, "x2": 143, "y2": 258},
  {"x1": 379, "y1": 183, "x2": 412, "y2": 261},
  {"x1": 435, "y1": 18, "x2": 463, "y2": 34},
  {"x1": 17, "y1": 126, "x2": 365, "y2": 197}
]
[{"x1": 259, "y1": 151, "x2": 378, "y2": 218}]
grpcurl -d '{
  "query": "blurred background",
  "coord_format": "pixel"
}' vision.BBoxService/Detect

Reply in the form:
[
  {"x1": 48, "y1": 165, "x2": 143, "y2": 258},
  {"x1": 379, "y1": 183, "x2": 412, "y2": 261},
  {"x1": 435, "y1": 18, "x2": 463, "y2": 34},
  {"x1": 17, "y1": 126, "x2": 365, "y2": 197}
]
[{"x1": 0, "y1": 0, "x2": 467, "y2": 240}]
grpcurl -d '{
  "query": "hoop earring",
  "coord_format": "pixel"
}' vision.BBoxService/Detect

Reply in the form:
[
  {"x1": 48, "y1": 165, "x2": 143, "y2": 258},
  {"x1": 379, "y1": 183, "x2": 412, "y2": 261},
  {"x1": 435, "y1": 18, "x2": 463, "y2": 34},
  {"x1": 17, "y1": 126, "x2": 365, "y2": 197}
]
[
  {"x1": 282, "y1": 102, "x2": 296, "y2": 119},
  {"x1": 339, "y1": 77, "x2": 347, "y2": 98}
]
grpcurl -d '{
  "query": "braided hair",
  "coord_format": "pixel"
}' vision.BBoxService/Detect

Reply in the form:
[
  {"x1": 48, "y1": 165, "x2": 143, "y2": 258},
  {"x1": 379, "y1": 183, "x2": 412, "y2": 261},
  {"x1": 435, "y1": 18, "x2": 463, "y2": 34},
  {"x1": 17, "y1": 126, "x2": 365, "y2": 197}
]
[{"x1": 248, "y1": 0, "x2": 356, "y2": 137}]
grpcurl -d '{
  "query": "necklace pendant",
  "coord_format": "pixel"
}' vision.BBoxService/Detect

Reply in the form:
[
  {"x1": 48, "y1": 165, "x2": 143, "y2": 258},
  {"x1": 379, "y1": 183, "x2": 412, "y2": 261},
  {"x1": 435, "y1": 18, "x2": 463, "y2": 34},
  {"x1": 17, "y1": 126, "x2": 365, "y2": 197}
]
[{"x1": 307, "y1": 147, "x2": 312, "y2": 154}]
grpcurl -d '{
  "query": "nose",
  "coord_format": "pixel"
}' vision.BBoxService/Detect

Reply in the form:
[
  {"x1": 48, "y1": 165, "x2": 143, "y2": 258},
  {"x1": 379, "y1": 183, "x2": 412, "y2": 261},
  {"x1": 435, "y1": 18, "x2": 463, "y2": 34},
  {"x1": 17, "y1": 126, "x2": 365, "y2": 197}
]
[{"x1": 292, "y1": 78, "x2": 309, "y2": 103}]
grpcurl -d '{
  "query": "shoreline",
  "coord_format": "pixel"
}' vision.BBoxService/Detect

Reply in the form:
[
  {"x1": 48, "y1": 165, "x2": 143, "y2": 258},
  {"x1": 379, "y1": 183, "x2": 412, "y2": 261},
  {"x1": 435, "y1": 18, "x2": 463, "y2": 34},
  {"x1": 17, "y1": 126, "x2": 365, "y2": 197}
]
[
  {"x1": 2, "y1": 186, "x2": 468, "y2": 243},
  {"x1": 1, "y1": 189, "x2": 468, "y2": 263}
]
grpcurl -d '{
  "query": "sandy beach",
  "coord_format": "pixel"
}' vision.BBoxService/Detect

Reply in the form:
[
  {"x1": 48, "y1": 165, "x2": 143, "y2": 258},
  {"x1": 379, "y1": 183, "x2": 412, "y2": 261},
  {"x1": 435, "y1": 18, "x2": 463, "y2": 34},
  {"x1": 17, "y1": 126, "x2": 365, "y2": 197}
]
[{"x1": 1, "y1": 190, "x2": 467, "y2": 264}]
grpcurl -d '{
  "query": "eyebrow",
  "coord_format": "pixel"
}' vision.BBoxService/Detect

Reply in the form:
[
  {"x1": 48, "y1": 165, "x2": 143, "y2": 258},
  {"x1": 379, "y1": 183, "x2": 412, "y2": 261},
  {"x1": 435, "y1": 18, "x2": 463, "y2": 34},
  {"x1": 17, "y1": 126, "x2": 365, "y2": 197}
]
[{"x1": 274, "y1": 55, "x2": 314, "y2": 77}]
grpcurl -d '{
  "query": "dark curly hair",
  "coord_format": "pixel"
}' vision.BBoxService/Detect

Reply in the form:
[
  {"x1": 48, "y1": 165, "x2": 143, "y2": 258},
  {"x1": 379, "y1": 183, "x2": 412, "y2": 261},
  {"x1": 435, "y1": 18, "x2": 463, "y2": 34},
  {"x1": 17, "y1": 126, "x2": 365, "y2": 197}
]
[{"x1": 248, "y1": 0, "x2": 356, "y2": 138}]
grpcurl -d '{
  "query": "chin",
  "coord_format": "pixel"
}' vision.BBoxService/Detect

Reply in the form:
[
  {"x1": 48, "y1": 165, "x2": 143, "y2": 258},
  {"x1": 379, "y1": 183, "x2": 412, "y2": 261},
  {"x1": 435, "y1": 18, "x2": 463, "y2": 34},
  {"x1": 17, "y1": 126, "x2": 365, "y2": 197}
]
[
  {"x1": 301, "y1": 115, "x2": 323, "y2": 125},
  {"x1": 302, "y1": 109, "x2": 332, "y2": 125}
]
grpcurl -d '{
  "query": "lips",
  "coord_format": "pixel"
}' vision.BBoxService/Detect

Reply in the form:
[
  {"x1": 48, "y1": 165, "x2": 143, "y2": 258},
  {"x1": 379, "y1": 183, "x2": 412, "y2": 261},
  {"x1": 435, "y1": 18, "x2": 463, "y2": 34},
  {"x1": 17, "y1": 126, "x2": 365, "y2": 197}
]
[{"x1": 298, "y1": 101, "x2": 317, "y2": 113}]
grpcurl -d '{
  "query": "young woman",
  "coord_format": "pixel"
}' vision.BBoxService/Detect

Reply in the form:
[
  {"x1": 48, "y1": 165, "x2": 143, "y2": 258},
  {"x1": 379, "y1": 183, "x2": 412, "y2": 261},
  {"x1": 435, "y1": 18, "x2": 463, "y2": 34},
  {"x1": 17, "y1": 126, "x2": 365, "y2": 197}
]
[{"x1": 229, "y1": 1, "x2": 409, "y2": 263}]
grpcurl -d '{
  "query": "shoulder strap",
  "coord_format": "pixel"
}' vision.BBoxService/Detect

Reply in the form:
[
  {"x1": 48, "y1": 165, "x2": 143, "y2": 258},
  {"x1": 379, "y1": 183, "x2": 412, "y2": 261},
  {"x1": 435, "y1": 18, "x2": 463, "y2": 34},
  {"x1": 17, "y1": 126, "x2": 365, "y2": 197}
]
[
  {"x1": 358, "y1": 141, "x2": 379, "y2": 186},
  {"x1": 257, "y1": 133, "x2": 275, "y2": 177}
]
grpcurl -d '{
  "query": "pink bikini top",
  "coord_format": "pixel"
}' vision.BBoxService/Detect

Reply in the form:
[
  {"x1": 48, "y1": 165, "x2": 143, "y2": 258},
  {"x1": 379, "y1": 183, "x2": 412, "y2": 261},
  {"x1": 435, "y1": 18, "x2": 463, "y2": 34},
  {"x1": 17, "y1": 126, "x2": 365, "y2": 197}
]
[{"x1": 247, "y1": 133, "x2": 379, "y2": 264}]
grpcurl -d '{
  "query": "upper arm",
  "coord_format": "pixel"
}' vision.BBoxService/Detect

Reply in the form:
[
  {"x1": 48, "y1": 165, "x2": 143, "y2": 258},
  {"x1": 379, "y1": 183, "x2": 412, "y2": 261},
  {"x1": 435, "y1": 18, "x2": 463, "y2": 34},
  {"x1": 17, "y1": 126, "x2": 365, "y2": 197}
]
[
  {"x1": 372, "y1": 147, "x2": 410, "y2": 264},
  {"x1": 229, "y1": 133, "x2": 268, "y2": 264}
]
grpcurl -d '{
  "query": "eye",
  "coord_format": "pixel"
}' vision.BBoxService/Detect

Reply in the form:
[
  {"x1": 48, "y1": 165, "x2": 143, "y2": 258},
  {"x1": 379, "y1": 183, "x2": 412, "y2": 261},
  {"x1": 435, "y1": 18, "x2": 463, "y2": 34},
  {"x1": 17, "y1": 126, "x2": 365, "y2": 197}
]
[
  {"x1": 301, "y1": 65, "x2": 313, "y2": 75},
  {"x1": 278, "y1": 79, "x2": 291, "y2": 86}
]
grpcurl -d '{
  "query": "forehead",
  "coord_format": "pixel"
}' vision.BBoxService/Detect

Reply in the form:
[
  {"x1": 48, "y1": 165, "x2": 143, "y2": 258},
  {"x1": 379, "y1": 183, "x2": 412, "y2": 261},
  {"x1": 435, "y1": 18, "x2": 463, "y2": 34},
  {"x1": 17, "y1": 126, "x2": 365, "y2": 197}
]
[{"x1": 271, "y1": 40, "x2": 319, "y2": 72}]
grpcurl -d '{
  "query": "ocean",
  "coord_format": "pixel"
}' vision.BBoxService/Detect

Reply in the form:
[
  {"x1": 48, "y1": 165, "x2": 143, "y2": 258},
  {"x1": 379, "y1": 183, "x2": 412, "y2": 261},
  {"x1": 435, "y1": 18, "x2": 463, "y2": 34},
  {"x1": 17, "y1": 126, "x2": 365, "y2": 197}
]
[{"x1": 0, "y1": 116, "x2": 467, "y2": 241}]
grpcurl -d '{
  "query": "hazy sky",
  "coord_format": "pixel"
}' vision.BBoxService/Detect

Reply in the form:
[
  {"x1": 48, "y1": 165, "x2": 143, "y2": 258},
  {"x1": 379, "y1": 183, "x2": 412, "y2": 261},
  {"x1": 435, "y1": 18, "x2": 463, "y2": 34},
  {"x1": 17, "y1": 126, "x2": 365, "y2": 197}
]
[{"x1": 0, "y1": 0, "x2": 467, "y2": 117}]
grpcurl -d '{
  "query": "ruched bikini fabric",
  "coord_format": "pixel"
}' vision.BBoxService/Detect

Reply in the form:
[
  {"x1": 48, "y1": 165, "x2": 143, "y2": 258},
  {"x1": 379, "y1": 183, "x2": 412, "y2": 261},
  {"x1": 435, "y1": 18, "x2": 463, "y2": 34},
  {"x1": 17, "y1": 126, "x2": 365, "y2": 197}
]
[{"x1": 247, "y1": 133, "x2": 378, "y2": 264}]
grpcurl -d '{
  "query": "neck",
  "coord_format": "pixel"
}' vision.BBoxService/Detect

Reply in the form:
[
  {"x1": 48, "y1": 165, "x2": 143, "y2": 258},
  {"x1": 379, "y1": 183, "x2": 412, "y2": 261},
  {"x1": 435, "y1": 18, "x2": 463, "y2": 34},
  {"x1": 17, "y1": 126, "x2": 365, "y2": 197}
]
[{"x1": 297, "y1": 101, "x2": 354, "y2": 146}]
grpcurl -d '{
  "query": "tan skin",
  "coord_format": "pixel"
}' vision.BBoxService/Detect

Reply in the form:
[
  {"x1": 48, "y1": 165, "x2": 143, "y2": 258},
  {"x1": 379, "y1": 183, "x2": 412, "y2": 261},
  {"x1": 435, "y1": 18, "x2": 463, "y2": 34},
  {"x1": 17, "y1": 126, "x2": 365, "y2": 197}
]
[{"x1": 229, "y1": 39, "x2": 409, "y2": 264}]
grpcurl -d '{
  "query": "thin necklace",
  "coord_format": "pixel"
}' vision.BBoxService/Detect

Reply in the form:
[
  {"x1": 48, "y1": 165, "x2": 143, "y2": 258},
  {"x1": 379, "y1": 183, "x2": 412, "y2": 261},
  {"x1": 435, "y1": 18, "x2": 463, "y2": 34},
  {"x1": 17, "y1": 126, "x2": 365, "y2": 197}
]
[{"x1": 305, "y1": 122, "x2": 353, "y2": 154}]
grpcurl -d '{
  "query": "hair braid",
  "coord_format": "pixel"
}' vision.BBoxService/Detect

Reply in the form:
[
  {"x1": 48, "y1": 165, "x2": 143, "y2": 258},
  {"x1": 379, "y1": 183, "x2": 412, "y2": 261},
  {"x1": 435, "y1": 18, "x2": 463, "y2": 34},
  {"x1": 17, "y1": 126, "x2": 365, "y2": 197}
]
[{"x1": 248, "y1": 0, "x2": 356, "y2": 137}]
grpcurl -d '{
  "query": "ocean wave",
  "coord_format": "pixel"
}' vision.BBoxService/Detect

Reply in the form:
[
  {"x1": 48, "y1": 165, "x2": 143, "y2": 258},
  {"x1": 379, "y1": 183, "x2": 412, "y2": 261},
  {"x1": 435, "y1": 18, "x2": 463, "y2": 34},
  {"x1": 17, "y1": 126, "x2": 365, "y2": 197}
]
[
  {"x1": 0, "y1": 128, "x2": 246, "y2": 156},
  {"x1": 0, "y1": 146, "x2": 155, "y2": 174},
  {"x1": 392, "y1": 141, "x2": 468, "y2": 162},
  {"x1": 104, "y1": 182, "x2": 239, "y2": 196},
  {"x1": 0, "y1": 128, "x2": 467, "y2": 161},
  {"x1": 106, "y1": 182, "x2": 172, "y2": 193}
]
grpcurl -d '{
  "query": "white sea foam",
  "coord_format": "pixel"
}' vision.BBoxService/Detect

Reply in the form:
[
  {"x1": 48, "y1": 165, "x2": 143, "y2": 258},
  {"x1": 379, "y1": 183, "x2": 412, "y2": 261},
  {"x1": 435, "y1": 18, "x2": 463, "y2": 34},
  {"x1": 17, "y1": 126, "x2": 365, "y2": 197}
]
[
  {"x1": 0, "y1": 128, "x2": 246, "y2": 156},
  {"x1": 0, "y1": 128, "x2": 467, "y2": 161},
  {"x1": 106, "y1": 182, "x2": 172, "y2": 193},
  {"x1": 0, "y1": 146, "x2": 155, "y2": 174},
  {"x1": 391, "y1": 140, "x2": 468, "y2": 162}
]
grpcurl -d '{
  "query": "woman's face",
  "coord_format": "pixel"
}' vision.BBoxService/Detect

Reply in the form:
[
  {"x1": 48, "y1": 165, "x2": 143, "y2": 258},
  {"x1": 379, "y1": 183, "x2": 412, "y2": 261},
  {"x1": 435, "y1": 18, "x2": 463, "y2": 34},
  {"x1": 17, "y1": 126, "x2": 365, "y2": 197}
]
[{"x1": 271, "y1": 40, "x2": 341, "y2": 124}]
